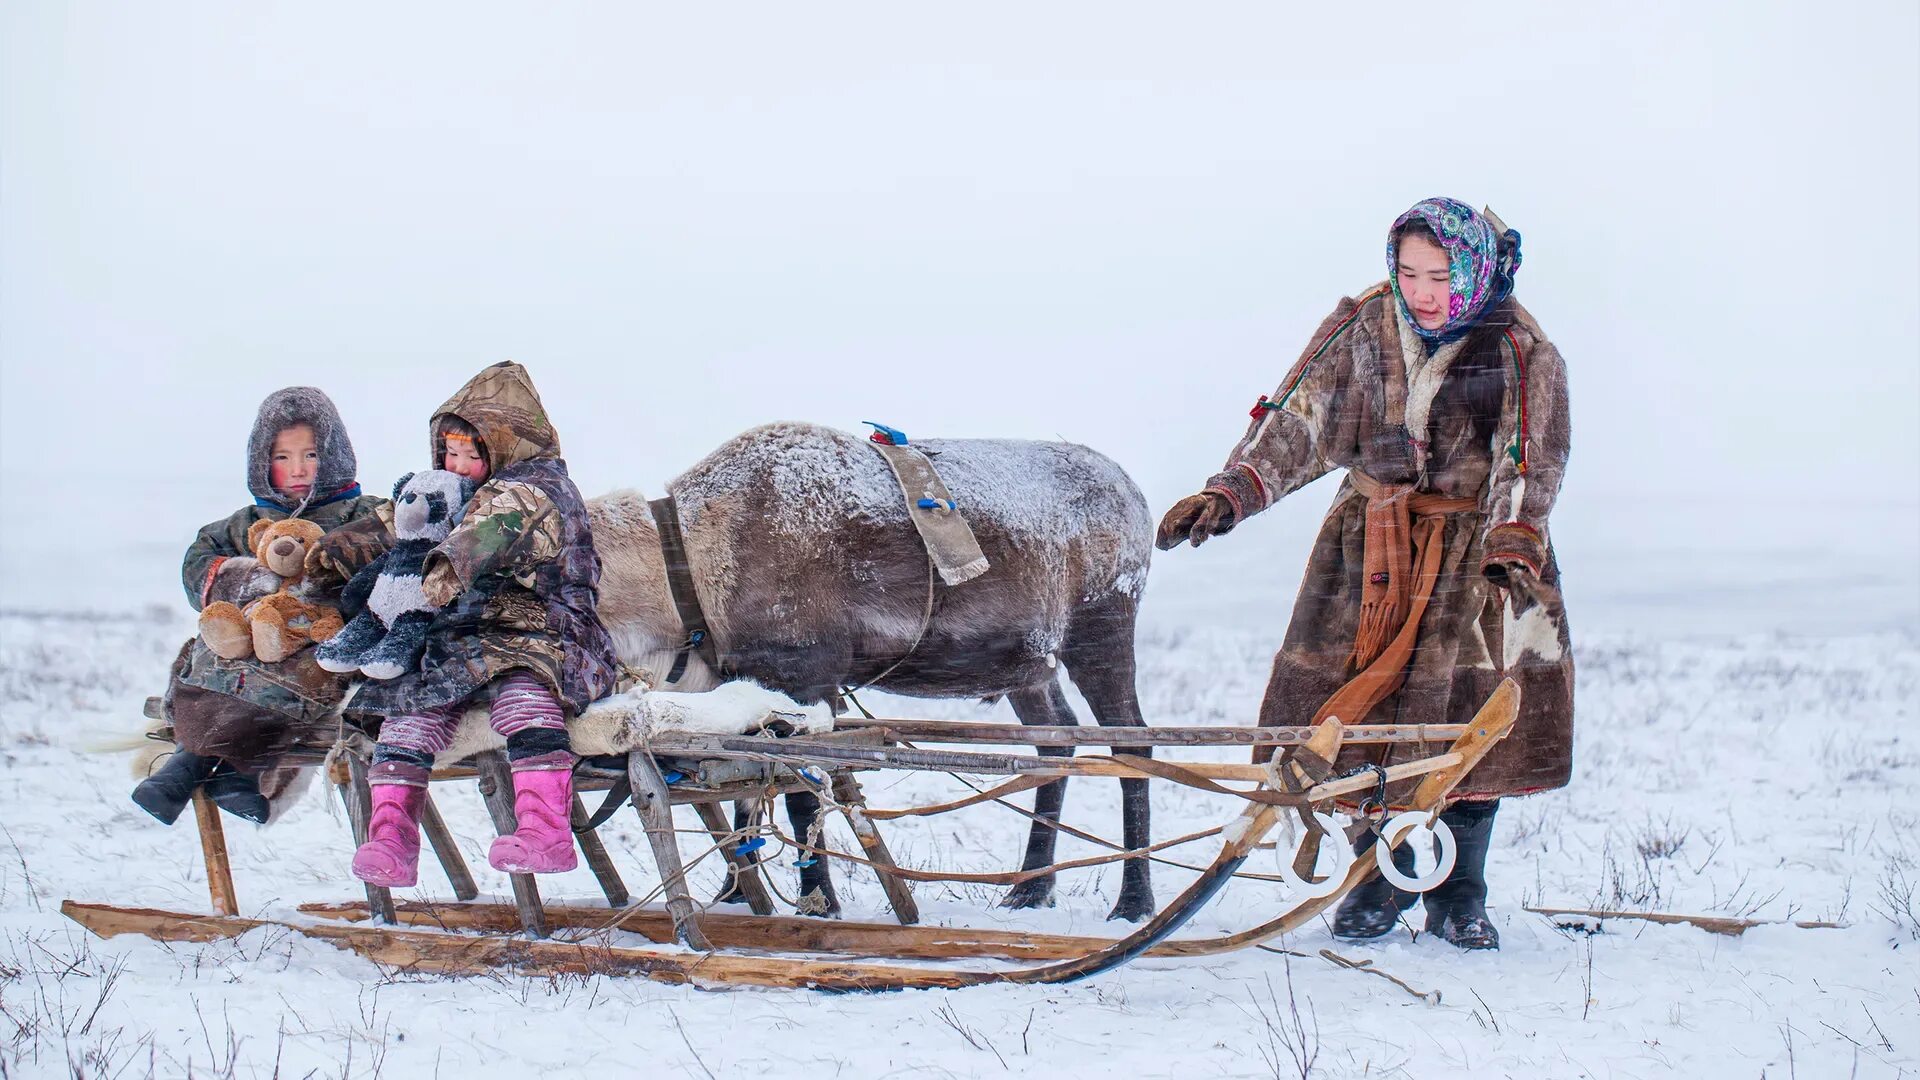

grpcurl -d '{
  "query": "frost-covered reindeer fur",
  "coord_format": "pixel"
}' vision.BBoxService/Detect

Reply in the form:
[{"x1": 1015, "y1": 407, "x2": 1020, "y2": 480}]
[
  {"x1": 589, "y1": 423, "x2": 1158, "y2": 921},
  {"x1": 318, "y1": 470, "x2": 474, "y2": 680}
]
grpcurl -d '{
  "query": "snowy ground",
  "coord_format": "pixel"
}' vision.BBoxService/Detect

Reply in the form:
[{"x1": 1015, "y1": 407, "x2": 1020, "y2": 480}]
[{"x1": 2, "y1": 524, "x2": 1918, "y2": 1079}]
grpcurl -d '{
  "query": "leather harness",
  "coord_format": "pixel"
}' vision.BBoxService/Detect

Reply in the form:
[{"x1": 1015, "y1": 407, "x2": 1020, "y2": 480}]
[{"x1": 649, "y1": 496, "x2": 723, "y2": 685}]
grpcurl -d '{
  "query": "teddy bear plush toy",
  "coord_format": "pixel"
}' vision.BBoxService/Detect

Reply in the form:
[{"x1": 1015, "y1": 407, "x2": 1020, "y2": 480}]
[
  {"x1": 317, "y1": 469, "x2": 475, "y2": 680},
  {"x1": 198, "y1": 518, "x2": 346, "y2": 664}
]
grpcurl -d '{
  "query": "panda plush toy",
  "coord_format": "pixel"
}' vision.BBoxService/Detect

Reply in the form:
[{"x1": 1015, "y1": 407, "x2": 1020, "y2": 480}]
[{"x1": 317, "y1": 469, "x2": 475, "y2": 680}]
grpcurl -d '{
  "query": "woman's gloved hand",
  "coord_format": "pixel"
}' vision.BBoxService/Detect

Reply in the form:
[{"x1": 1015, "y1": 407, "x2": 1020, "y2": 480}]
[{"x1": 1155, "y1": 492, "x2": 1234, "y2": 550}]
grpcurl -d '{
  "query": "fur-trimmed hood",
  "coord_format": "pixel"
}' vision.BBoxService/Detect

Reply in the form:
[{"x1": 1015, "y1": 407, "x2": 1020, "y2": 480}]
[{"x1": 247, "y1": 387, "x2": 359, "y2": 511}]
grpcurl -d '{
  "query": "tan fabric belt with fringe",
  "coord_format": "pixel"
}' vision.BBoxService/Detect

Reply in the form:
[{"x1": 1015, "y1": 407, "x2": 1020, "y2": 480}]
[{"x1": 1312, "y1": 469, "x2": 1478, "y2": 730}]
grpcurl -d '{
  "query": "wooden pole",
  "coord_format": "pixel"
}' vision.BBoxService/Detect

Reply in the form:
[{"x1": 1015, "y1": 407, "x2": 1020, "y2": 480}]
[
  {"x1": 189, "y1": 790, "x2": 239, "y2": 917},
  {"x1": 339, "y1": 758, "x2": 395, "y2": 925},
  {"x1": 418, "y1": 789, "x2": 479, "y2": 902},
  {"x1": 1524, "y1": 906, "x2": 1847, "y2": 937},
  {"x1": 644, "y1": 733, "x2": 1461, "y2": 793},
  {"x1": 569, "y1": 795, "x2": 630, "y2": 908},
  {"x1": 831, "y1": 718, "x2": 1468, "y2": 747},
  {"x1": 473, "y1": 751, "x2": 547, "y2": 940},
  {"x1": 830, "y1": 772, "x2": 920, "y2": 926},
  {"x1": 691, "y1": 801, "x2": 775, "y2": 916},
  {"x1": 626, "y1": 751, "x2": 714, "y2": 951},
  {"x1": 655, "y1": 734, "x2": 1278, "y2": 782}
]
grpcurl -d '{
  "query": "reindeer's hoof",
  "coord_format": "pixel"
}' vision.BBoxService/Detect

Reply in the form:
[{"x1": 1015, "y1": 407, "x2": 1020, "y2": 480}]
[
  {"x1": 711, "y1": 883, "x2": 751, "y2": 906},
  {"x1": 999, "y1": 879, "x2": 1057, "y2": 911},
  {"x1": 1106, "y1": 890, "x2": 1155, "y2": 923}
]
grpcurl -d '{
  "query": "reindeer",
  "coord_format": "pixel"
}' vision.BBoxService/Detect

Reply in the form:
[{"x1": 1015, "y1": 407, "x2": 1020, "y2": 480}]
[{"x1": 587, "y1": 421, "x2": 1157, "y2": 921}]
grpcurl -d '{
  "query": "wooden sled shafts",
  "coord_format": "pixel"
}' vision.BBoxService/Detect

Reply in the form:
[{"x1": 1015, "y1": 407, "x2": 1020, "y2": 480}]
[{"x1": 832, "y1": 718, "x2": 1469, "y2": 747}]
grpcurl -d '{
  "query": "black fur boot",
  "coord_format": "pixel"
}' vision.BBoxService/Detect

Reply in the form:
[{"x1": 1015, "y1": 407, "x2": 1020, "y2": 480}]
[
  {"x1": 1331, "y1": 828, "x2": 1419, "y2": 940},
  {"x1": 131, "y1": 749, "x2": 216, "y2": 825},
  {"x1": 202, "y1": 762, "x2": 271, "y2": 824},
  {"x1": 1423, "y1": 800, "x2": 1500, "y2": 950}
]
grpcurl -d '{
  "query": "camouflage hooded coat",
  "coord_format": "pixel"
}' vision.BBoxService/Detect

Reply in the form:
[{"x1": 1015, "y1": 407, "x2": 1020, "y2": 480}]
[
  {"x1": 346, "y1": 363, "x2": 619, "y2": 718},
  {"x1": 1200, "y1": 285, "x2": 1574, "y2": 801}
]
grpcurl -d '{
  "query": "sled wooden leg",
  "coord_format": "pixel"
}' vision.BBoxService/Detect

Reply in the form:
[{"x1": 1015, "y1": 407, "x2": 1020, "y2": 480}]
[
  {"x1": 340, "y1": 758, "x2": 396, "y2": 925},
  {"x1": 570, "y1": 795, "x2": 630, "y2": 908},
  {"x1": 831, "y1": 772, "x2": 919, "y2": 926},
  {"x1": 419, "y1": 790, "x2": 479, "y2": 902},
  {"x1": 692, "y1": 800, "x2": 775, "y2": 916},
  {"x1": 627, "y1": 752, "x2": 714, "y2": 951},
  {"x1": 474, "y1": 751, "x2": 548, "y2": 940},
  {"x1": 190, "y1": 789, "x2": 239, "y2": 917}
]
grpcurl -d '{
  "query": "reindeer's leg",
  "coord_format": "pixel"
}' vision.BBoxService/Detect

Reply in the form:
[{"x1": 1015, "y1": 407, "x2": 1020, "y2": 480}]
[
  {"x1": 785, "y1": 790, "x2": 841, "y2": 918},
  {"x1": 1000, "y1": 678, "x2": 1077, "y2": 911},
  {"x1": 1064, "y1": 594, "x2": 1155, "y2": 922}
]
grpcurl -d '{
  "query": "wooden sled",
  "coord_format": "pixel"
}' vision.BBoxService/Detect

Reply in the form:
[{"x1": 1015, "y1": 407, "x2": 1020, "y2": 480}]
[{"x1": 66, "y1": 682, "x2": 1518, "y2": 991}]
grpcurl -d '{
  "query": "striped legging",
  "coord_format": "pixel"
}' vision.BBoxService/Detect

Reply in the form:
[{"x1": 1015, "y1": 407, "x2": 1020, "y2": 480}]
[{"x1": 374, "y1": 671, "x2": 568, "y2": 770}]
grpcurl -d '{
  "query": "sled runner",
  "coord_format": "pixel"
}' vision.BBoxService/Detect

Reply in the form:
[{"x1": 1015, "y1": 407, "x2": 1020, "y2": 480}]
[{"x1": 66, "y1": 682, "x2": 1517, "y2": 991}]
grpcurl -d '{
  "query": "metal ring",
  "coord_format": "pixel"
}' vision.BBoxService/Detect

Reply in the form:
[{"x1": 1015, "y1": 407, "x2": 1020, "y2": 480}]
[
  {"x1": 1375, "y1": 812, "x2": 1457, "y2": 892},
  {"x1": 1278, "y1": 811, "x2": 1356, "y2": 899}
]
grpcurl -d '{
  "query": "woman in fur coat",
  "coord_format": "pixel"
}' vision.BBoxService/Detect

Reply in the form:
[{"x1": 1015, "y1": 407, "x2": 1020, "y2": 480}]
[{"x1": 1157, "y1": 197, "x2": 1574, "y2": 949}]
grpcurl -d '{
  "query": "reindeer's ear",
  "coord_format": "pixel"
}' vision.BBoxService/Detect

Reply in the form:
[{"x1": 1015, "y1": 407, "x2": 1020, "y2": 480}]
[
  {"x1": 390, "y1": 472, "x2": 416, "y2": 502},
  {"x1": 246, "y1": 518, "x2": 276, "y2": 558}
]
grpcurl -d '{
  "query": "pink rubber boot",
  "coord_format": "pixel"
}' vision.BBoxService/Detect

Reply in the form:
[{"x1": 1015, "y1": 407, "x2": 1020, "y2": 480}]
[
  {"x1": 352, "y1": 783, "x2": 425, "y2": 888},
  {"x1": 488, "y1": 767, "x2": 578, "y2": 874}
]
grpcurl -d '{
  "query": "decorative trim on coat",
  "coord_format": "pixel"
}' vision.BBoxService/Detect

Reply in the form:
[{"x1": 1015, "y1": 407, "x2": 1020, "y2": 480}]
[
  {"x1": 1201, "y1": 462, "x2": 1267, "y2": 533},
  {"x1": 1255, "y1": 285, "x2": 1387, "y2": 418},
  {"x1": 1481, "y1": 521, "x2": 1546, "y2": 579}
]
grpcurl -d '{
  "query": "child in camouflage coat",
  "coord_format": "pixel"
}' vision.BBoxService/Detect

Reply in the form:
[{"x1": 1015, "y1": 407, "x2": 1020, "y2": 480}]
[
  {"x1": 133, "y1": 387, "x2": 387, "y2": 825},
  {"x1": 339, "y1": 362, "x2": 619, "y2": 886}
]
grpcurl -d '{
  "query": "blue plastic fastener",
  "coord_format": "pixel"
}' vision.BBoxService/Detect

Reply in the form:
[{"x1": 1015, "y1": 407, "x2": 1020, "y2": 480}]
[
  {"x1": 793, "y1": 857, "x2": 819, "y2": 869},
  {"x1": 735, "y1": 837, "x2": 766, "y2": 858},
  {"x1": 662, "y1": 770, "x2": 685, "y2": 784},
  {"x1": 915, "y1": 498, "x2": 956, "y2": 512},
  {"x1": 863, "y1": 420, "x2": 909, "y2": 446}
]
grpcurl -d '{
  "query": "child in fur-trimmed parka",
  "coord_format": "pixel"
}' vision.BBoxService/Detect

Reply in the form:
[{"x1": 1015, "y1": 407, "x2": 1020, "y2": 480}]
[
  {"x1": 132, "y1": 387, "x2": 389, "y2": 826},
  {"x1": 330, "y1": 362, "x2": 619, "y2": 887}
]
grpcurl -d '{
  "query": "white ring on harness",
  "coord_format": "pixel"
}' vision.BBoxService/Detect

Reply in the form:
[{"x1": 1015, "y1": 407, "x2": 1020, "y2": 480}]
[
  {"x1": 1375, "y1": 811, "x2": 1457, "y2": 892},
  {"x1": 1278, "y1": 811, "x2": 1355, "y2": 899}
]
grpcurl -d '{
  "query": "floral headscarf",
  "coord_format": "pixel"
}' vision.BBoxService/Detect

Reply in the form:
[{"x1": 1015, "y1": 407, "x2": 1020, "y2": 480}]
[{"x1": 1386, "y1": 197, "x2": 1523, "y2": 345}]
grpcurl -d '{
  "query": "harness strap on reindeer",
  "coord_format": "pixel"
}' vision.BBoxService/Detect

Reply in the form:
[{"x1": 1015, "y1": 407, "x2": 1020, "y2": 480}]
[{"x1": 649, "y1": 496, "x2": 724, "y2": 684}]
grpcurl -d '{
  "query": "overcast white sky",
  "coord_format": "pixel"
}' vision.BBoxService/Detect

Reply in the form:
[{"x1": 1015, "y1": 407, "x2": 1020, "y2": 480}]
[{"x1": 3, "y1": 2, "x2": 1916, "y2": 621}]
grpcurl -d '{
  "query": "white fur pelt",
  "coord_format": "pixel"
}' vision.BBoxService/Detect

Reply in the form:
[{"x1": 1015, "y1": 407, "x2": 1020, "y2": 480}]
[{"x1": 433, "y1": 680, "x2": 835, "y2": 766}]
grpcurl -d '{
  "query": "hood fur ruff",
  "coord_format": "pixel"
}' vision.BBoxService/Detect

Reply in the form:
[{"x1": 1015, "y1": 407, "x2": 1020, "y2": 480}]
[{"x1": 247, "y1": 386, "x2": 358, "y2": 509}]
